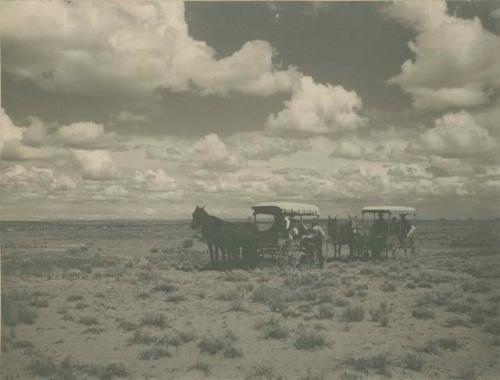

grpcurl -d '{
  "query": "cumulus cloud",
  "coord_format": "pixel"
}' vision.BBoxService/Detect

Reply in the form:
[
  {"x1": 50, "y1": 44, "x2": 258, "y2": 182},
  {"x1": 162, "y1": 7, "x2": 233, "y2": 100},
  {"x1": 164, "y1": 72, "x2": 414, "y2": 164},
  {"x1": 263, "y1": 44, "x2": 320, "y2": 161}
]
[
  {"x1": 1, "y1": 140, "x2": 63, "y2": 161},
  {"x1": 267, "y1": 76, "x2": 367, "y2": 136},
  {"x1": 71, "y1": 149, "x2": 118, "y2": 180},
  {"x1": 385, "y1": 1, "x2": 500, "y2": 110},
  {"x1": 0, "y1": 1, "x2": 299, "y2": 98},
  {"x1": 56, "y1": 122, "x2": 113, "y2": 148},
  {"x1": 133, "y1": 168, "x2": 178, "y2": 192},
  {"x1": 410, "y1": 111, "x2": 497, "y2": 158},
  {"x1": 0, "y1": 107, "x2": 23, "y2": 156},
  {"x1": 228, "y1": 132, "x2": 311, "y2": 160},
  {"x1": 330, "y1": 140, "x2": 366, "y2": 159},
  {"x1": 190, "y1": 133, "x2": 242, "y2": 171}
]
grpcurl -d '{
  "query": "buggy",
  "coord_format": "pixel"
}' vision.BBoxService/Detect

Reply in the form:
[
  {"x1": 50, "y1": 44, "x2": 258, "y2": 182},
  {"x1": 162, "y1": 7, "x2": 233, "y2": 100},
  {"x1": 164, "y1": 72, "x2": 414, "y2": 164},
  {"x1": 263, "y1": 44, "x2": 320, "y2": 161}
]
[{"x1": 251, "y1": 202, "x2": 321, "y2": 269}]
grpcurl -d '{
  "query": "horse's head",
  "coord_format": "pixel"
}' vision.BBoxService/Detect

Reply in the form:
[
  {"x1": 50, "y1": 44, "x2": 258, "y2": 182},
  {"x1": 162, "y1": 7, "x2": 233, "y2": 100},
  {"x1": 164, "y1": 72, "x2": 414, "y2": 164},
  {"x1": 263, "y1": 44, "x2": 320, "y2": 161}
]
[{"x1": 191, "y1": 206, "x2": 207, "y2": 230}]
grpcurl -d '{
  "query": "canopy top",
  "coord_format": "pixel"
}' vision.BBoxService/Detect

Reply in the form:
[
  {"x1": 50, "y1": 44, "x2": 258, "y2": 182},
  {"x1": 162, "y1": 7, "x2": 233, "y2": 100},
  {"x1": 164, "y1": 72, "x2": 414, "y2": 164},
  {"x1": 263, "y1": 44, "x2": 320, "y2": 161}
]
[
  {"x1": 252, "y1": 202, "x2": 320, "y2": 217},
  {"x1": 362, "y1": 205, "x2": 416, "y2": 215}
]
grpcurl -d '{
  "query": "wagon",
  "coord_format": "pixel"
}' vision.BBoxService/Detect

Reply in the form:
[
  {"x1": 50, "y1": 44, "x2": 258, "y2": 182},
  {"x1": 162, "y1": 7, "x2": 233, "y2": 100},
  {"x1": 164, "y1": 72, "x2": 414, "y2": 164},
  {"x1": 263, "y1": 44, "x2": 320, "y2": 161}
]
[
  {"x1": 356, "y1": 206, "x2": 418, "y2": 258},
  {"x1": 251, "y1": 202, "x2": 321, "y2": 269}
]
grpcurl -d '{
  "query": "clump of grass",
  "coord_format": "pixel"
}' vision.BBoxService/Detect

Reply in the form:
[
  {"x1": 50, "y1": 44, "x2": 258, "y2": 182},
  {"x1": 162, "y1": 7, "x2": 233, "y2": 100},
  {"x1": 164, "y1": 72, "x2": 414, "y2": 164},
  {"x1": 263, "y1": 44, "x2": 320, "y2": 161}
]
[
  {"x1": 67, "y1": 294, "x2": 84, "y2": 302},
  {"x1": 316, "y1": 304, "x2": 335, "y2": 319},
  {"x1": 138, "y1": 347, "x2": 171, "y2": 360},
  {"x1": 245, "y1": 365, "x2": 281, "y2": 380},
  {"x1": 192, "y1": 361, "x2": 210, "y2": 375},
  {"x1": 370, "y1": 302, "x2": 390, "y2": 327},
  {"x1": 341, "y1": 306, "x2": 365, "y2": 322},
  {"x1": 166, "y1": 293, "x2": 186, "y2": 303},
  {"x1": 251, "y1": 285, "x2": 285, "y2": 312},
  {"x1": 419, "y1": 337, "x2": 461, "y2": 354},
  {"x1": 27, "y1": 355, "x2": 78, "y2": 379},
  {"x1": 182, "y1": 238, "x2": 194, "y2": 249},
  {"x1": 380, "y1": 282, "x2": 396, "y2": 292},
  {"x1": 152, "y1": 283, "x2": 177, "y2": 293},
  {"x1": 255, "y1": 317, "x2": 289, "y2": 339},
  {"x1": 402, "y1": 353, "x2": 424, "y2": 372},
  {"x1": 334, "y1": 297, "x2": 350, "y2": 307},
  {"x1": 300, "y1": 368, "x2": 325, "y2": 380},
  {"x1": 197, "y1": 331, "x2": 242, "y2": 358},
  {"x1": 1, "y1": 295, "x2": 38, "y2": 326},
  {"x1": 293, "y1": 328, "x2": 327, "y2": 350},
  {"x1": 447, "y1": 301, "x2": 472, "y2": 314},
  {"x1": 86, "y1": 361, "x2": 128, "y2": 380},
  {"x1": 141, "y1": 312, "x2": 166, "y2": 328},
  {"x1": 456, "y1": 366, "x2": 478, "y2": 380},
  {"x1": 444, "y1": 316, "x2": 469, "y2": 328},
  {"x1": 79, "y1": 316, "x2": 99, "y2": 326},
  {"x1": 484, "y1": 319, "x2": 500, "y2": 335},
  {"x1": 344, "y1": 353, "x2": 391, "y2": 377},
  {"x1": 461, "y1": 281, "x2": 491, "y2": 294},
  {"x1": 215, "y1": 288, "x2": 240, "y2": 301},
  {"x1": 412, "y1": 307, "x2": 435, "y2": 320}
]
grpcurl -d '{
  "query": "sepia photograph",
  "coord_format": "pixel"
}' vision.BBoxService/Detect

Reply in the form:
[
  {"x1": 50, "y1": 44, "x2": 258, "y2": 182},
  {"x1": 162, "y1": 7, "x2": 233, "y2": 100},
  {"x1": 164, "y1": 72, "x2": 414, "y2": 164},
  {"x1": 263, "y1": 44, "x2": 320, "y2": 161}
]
[{"x1": 1, "y1": 1, "x2": 499, "y2": 379}]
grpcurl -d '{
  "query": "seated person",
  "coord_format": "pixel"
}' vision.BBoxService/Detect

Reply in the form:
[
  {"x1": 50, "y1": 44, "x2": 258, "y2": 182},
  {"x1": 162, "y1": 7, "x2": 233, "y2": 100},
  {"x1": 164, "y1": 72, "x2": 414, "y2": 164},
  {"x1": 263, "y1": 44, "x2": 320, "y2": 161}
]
[{"x1": 373, "y1": 212, "x2": 388, "y2": 237}]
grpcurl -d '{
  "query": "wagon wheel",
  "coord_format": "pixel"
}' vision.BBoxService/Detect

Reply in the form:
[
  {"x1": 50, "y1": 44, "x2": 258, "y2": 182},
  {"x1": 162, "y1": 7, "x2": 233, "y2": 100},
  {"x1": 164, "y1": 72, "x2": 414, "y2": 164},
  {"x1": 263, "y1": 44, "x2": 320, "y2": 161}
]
[{"x1": 278, "y1": 240, "x2": 300, "y2": 271}]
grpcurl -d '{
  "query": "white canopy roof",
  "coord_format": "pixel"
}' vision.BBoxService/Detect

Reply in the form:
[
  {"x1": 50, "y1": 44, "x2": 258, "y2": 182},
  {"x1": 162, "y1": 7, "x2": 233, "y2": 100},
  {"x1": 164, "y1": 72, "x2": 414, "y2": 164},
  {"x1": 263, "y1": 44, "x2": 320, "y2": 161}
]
[
  {"x1": 362, "y1": 206, "x2": 416, "y2": 214},
  {"x1": 252, "y1": 202, "x2": 320, "y2": 216}
]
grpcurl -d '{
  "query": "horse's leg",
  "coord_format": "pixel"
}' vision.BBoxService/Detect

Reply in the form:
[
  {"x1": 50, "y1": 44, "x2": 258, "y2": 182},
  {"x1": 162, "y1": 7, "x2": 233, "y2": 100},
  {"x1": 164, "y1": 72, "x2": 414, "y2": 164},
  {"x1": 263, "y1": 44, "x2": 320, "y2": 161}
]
[{"x1": 207, "y1": 243, "x2": 214, "y2": 267}]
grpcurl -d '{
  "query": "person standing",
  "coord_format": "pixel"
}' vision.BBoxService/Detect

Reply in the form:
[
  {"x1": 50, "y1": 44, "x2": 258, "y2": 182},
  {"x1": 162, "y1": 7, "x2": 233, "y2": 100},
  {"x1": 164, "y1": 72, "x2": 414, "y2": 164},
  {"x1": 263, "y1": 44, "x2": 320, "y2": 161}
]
[{"x1": 311, "y1": 221, "x2": 326, "y2": 268}]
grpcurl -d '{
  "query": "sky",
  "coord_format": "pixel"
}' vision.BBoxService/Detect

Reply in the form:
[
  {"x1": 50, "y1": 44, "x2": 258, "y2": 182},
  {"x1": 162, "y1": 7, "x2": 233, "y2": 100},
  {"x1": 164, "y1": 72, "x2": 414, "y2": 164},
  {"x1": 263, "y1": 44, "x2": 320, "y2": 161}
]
[{"x1": 0, "y1": 1, "x2": 499, "y2": 220}]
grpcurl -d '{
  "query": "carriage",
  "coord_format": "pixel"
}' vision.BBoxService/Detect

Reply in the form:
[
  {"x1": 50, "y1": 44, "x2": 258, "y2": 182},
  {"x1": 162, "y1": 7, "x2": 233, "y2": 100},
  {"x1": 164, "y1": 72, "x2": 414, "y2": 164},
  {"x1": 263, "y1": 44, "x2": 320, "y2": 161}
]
[
  {"x1": 356, "y1": 206, "x2": 418, "y2": 257},
  {"x1": 251, "y1": 202, "x2": 321, "y2": 269}
]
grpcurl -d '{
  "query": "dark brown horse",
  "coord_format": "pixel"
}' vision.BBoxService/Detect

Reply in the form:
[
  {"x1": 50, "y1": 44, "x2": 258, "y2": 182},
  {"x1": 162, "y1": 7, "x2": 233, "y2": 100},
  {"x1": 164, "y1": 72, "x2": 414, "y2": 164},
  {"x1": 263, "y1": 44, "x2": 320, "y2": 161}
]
[
  {"x1": 191, "y1": 206, "x2": 258, "y2": 268},
  {"x1": 327, "y1": 216, "x2": 354, "y2": 259}
]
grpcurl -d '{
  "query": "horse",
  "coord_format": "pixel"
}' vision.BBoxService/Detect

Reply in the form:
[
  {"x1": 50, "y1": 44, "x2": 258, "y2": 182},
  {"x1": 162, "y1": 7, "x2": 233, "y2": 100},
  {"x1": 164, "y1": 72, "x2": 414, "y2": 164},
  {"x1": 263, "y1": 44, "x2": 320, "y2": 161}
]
[
  {"x1": 327, "y1": 216, "x2": 354, "y2": 259},
  {"x1": 191, "y1": 206, "x2": 258, "y2": 268}
]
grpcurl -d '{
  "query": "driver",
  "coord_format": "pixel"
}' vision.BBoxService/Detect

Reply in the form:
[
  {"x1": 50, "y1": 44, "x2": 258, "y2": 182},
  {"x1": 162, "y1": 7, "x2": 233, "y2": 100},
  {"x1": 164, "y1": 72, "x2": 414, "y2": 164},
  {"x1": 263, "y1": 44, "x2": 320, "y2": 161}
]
[{"x1": 373, "y1": 212, "x2": 388, "y2": 237}]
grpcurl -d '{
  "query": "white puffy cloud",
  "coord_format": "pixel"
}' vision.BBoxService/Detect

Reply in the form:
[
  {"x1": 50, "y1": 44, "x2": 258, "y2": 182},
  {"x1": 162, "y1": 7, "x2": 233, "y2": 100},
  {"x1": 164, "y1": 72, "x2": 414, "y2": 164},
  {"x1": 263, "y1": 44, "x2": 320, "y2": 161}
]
[
  {"x1": 227, "y1": 132, "x2": 311, "y2": 160},
  {"x1": 385, "y1": 1, "x2": 500, "y2": 110},
  {"x1": 0, "y1": 107, "x2": 23, "y2": 156},
  {"x1": 71, "y1": 149, "x2": 118, "y2": 180},
  {"x1": 410, "y1": 111, "x2": 497, "y2": 158},
  {"x1": 0, "y1": 1, "x2": 298, "y2": 98},
  {"x1": 330, "y1": 140, "x2": 366, "y2": 159},
  {"x1": 133, "y1": 168, "x2": 178, "y2": 192},
  {"x1": 189, "y1": 133, "x2": 242, "y2": 171},
  {"x1": 267, "y1": 76, "x2": 367, "y2": 136},
  {"x1": 56, "y1": 122, "x2": 114, "y2": 149},
  {"x1": 1, "y1": 140, "x2": 63, "y2": 161}
]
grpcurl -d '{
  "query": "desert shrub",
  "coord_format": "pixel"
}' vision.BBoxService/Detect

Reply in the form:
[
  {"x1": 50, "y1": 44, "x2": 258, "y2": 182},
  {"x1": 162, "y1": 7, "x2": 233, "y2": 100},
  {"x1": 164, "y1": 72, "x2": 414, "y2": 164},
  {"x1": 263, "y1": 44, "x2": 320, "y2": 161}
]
[
  {"x1": 138, "y1": 347, "x2": 171, "y2": 360},
  {"x1": 444, "y1": 316, "x2": 469, "y2": 328},
  {"x1": 152, "y1": 283, "x2": 177, "y2": 293},
  {"x1": 166, "y1": 293, "x2": 187, "y2": 303},
  {"x1": 370, "y1": 302, "x2": 390, "y2": 327},
  {"x1": 293, "y1": 328, "x2": 327, "y2": 350},
  {"x1": 2, "y1": 293, "x2": 39, "y2": 326},
  {"x1": 141, "y1": 312, "x2": 166, "y2": 328},
  {"x1": 334, "y1": 297, "x2": 350, "y2": 307},
  {"x1": 420, "y1": 337, "x2": 461, "y2": 354},
  {"x1": 412, "y1": 307, "x2": 435, "y2": 320},
  {"x1": 251, "y1": 285, "x2": 286, "y2": 312},
  {"x1": 447, "y1": 301, "x2": 472, "y2": 314},
  {"x1": 128, "y1": 330, "x2": 157, "y2": 345},
  {"x1": 380, "y1": 282, "x2": 396, "y2": 292},
  {"x1": 469, "y1": 308, "x2": 486, "y2": 324},
  {"x1": 66, "y1": 294, "x2": 84, "y2": 302},
  {"x1": 484, "y1": 319, "x2": 500, "y2": 335},
  {"x1": 344, "y1": 353, "x2": 391, "y2": 376},
  {"x1": 12, "y1": 339, "x2": 34, "y2": 349},
  {"x1": 215, "y1": 288, "x2": 240, "y2": 301},
  {"x1": 245, "y1": 365, "x2": 282, "y2": 380},
  {"x1": 182, "y1": 238, "x2": 194, "y2": 249},
  {"x1": 300, "y1": 368, "x2": 325, "y2": 380},
  {"x1": 197, "y1": 331, "x2": 242, "y2": 358},
  {"x1": 456, "y1": 367, "x2": 478, "y2": 380},
  {"x1": 461, "y1": 281, "x2": 491, "y2": 294},
  {"x1": 27, "y1": 355, "x2": 78, "y2": 379},
  {"x1": 255, "y1": 317, "x2": 289, "y2": 339},
  {"x1": 86, "y1": 362, "x2": 128, "y2": 380},
  {"x1": 341, "y1": 306, "x2": 365, "y2": 322},
  {"x1": 79, "y1": 316, "x2": 99, "y2": 326},
  {"x1": 359, "y1": 267, "x2": 373, "y2": 275},
  {"x1": 402, "y1": 353, "x2": 424, "y2": 372},
  {"x1": 316, "y1": 304, "x2": 335, "y2": 319},
  {"x1": 192, "y1": 361, "x2": 210, "y2": 375},
  {"x1": 118, "y1": 320, "x2": 137, "y2": 332}
]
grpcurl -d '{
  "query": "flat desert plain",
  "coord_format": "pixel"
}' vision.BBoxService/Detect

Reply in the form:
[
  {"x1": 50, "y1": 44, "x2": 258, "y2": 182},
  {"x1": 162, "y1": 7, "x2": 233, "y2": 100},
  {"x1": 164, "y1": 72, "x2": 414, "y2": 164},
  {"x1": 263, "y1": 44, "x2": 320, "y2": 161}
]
[{"x1": 1, "y1": 220, "x2": 499, "y2": 380}]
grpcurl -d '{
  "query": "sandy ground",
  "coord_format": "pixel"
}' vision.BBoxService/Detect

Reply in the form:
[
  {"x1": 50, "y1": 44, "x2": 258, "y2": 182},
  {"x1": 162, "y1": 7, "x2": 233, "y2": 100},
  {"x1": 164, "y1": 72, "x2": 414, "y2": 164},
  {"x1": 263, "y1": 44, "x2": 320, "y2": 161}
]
[{"x1": 1, "y1": 220, "x2": 499, "y2": 380}]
